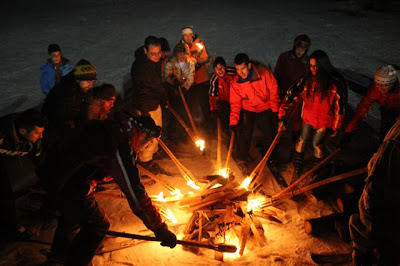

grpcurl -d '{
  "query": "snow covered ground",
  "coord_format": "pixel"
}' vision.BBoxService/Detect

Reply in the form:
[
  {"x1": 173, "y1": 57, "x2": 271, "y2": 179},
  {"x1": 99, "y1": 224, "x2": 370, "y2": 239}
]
[{"x1": 0, "y1": 0, "x2": 399, "y2": 265}]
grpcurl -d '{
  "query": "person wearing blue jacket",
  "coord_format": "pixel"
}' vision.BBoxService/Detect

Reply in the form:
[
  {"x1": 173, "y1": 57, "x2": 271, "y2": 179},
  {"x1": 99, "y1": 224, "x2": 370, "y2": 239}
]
[{"x1": 40, "y1": 44, "x2": 74, "y2": 95}]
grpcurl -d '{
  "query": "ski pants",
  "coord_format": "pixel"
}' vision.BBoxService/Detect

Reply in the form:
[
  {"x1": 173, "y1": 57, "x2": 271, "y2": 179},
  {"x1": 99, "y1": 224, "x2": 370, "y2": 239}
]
[{"x1": 295, "y1": 123, "x2": 327, "y2": 159}]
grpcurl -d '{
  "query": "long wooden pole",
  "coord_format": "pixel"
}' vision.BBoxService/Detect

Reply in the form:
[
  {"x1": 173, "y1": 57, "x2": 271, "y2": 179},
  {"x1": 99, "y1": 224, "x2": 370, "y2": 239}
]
[
  {"x1": 275, "y1": 148, "x2": 341, "y2": 197},
  {"x1": 264, "y1": 167, "x2": 367, "y2": 208},
  {"x1": 178, "y1": 86, "x2": 200, "y2": 137},
  {"x1": 165, "y1": 104, "x2": 197, "y2": 144},
  {"x1": 158, "y1": 139, "x2": 198, "y2": 184},
  {"x1": 217, "y1": 117, "x2": 222, "y2": 170},
  {"x1": 223, "y1": 131, "x2": 235, "y2": 170},
  {"x1": 137, "y1": 165, "x2": 177, "y2": 193}
]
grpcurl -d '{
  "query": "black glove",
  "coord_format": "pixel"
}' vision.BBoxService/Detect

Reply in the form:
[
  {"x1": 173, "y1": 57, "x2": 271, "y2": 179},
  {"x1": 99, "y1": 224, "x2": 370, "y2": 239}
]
[
  {"x1": 154, "y1": 224, "x2": 177, "y2": 248},
  {"x1": 340, "y1": 132, "x2": 353, "y2": 149},
  {"x1": 195, "y1": 63, "x2": 202, "y2": 70},
  {"x1": 229, "y1": 124, "x2": 239, "y2": 134}
]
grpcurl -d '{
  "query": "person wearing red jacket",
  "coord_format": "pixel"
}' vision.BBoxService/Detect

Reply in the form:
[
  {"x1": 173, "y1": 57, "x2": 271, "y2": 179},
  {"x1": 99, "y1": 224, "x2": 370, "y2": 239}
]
[
  {"x1": 344, "y1": 65, "x2": 400, "y2": 143},
  {"x1": 279, "y1": 50, "x2": 346, "y2": 181},
  {"x1": 38, "y1": 111, "x2": 176, "y2": 266},
  {"x1": 209, "y1": 56, "x2": 235, "y2": 137},
  {"x1": 230, "y1": 53, "x2": 280, "y2": 173}
]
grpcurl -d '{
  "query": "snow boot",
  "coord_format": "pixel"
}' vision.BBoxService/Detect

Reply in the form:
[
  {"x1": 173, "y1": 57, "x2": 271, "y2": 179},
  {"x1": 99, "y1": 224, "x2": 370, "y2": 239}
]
[{"x1": 291, "y1": 151, "x2": 304, "y2": 184}]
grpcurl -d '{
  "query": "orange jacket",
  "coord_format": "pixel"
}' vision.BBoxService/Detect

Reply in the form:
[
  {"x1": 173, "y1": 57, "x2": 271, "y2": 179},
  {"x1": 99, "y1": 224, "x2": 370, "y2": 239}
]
[
  {"x1": 186, "y1": 38, "x2": 210, "y2": 85},
  {"x1": 229, "y1": 62, "x2": 280, "y2": 125}
]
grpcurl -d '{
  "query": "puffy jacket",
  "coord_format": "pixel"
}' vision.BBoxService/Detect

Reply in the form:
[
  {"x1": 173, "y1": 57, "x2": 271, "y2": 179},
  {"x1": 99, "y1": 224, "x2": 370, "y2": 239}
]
[
  {"x1": 0, "y1": 113, "x2": 42, "y2": 160},
  {"x1": 274, "y1": 50, "x2": 309, "y2": 99},
  {"x1": 229, "y1": 62, "x2": 280, "y2": 125},
  {"x1": 164, "y1": 56, "x2": 196, "y2": 91},
  {"x1": 345, "y1": 84, "x2": 400, "y2": 133},
  {"x1": 186, "y1": 37, "x2": 211, "y2": 85},
  {"x1": 209, "y1": 67, "x2": 235, "y2": 111},
  {"x1": 40, "y1": 57, "x2": 74, "y2": 95},
  {"x1": 37, "y1": 119, "x2": 164, "y2": 232},
  {"x1": 279, "y1": 77, "x2": 345, "y2": 130}
]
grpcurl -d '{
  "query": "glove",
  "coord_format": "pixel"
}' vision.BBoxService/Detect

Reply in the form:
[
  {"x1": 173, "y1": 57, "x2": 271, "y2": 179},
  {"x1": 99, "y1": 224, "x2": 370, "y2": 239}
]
[
  {"x1": 229, "y1": 125, "x2": 239, "y2": 134},
  {"x1": 278, "y1": 120, "x2": 288, "y2": 131},
  {"x1": 195, "y1": 63, "x2": 202, "y2": 70},
  {"x1": 154, "y1": 224, "x2": 177, "y2": 248},
  {"x1": 340, "y1": 132, "x2": 353, "y2": 149}
]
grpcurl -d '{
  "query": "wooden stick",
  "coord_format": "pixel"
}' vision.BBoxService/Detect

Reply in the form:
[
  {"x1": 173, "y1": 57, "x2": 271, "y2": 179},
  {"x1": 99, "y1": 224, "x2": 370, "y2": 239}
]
[
  {"x1": 265, "y1": 168, "x2": 367, "y2": 207},
  {"x1": 198, "y1": 211, "x2": 203, "y2": 242},
  {"x1": 165, "y1": 104, "x2": 197, "y2": 144},
  {"x1": 105, "y1": 230, "x2": 238, "y2": 253},
  {"x1": 158, "y1": 139, "x2": 198, "y2": 184},
  {"x1": 275, "y1": 148, "x2": 341, "y2": 197},
  {"x1": 217, "y1": 117, "x2": 222, "y2": 170},
  {"x1": 137, "y1": 165, "x2": 177, "y2": 193},
  {"x1": 223, "y1": 131, "x2": 235, "y2": 169},
  {"x1": 248, "y1": 123, "x2": 285, "y2": 186},
  {"x1": 178, "y1": 86, "x2": 199, "y2": 137}
]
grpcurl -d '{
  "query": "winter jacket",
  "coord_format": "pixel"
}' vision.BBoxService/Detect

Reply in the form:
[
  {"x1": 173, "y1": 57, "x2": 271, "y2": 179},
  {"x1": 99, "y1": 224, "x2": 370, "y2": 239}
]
[
  {"x1": 185, "y1": 37, "x2": 211, "y2": 85},
  {"x1": 37, "y1": 119, "x2": 164, "y2": 232},
  {"x1": 229, "y1": 61, "x2": 280, "y2": 125},
  {"x1": 42, "y1": 72, "x2": 90, "y2": 130},
  {"x1": 164, "y1": 56, "x2": 196, "y2": 91},
  {"x1": 274, "y1": 50, "x2": 309, "y2": 99},
  {"x1": 40, "y1": 57, "x2": 74, "y2": 95},
  {"x1": 345, "y1": 84, "x2": 400, "y2": 133},
  {"x1": 209, "y1": 67, "x2": 235, "y2": 111},
  {"x1": 279, "y1": 77, "x2": 345, "y2": 131},
  {"x1": 130, "y1": 54, "x2": 167, "y2": 113}
]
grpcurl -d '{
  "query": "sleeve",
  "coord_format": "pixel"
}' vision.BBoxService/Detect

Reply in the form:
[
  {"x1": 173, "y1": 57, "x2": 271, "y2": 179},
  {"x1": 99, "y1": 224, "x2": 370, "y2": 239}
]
[
  {"x1": 61, "y1": 62, "x2": 74, "y2": 76},
  {"x1": 332, "y1": 84, "x2": 346, "y2": 131},
  {"x1": 265, "y1": 69, "x2": 280, "y2": 113},
  {"x1": 40, "y1": 66, "x2": 51, "y2": 95},
  {"x1": 110, "y1": 143, "x2": 164, "y2": 232},
  {"x1": 229, "y1": 82, "x2": 242, "y2": 125},
  {"x1": 278, "y1": 78, "x2": 304, "y2": 120},
  {"x1": 345, "y1": 84, "x2": 378, "y2": 133},
  {"x1": 163, "y1": 61, "x2": 174, "y2": 85},
  {"x1": 183, "y1": 61, "x2": 195, "y2": 90}
]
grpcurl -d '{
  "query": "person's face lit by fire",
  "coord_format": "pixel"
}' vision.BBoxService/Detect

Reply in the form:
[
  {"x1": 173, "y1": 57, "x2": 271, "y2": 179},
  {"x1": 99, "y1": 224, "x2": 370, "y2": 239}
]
[
  {"x1": 310, "y1": 58, "x2": 318, "y2": 76},
  {"x1": 182, "y1": 33, "x2": 193, "y2": 45},
  {"x1": 214, "y1": 64, "x2": 226, "y2": 78},
  {"x1": 235, "y1": 62, "x2": 251, "y2": 80},
  {"x1": 145, "y1": 44, "x2": 162, "y2": 63},
  {"x1": 175, "y1": 52, "x2": 187, "y2": 63},
  {"x1": 50, "y1": 51, "x2": 61, "y2": 65},
  {"x1": 19, "y1": 126, "x2": 45, "y2": 143},
  {"x1": 100, "y1": 97, "x2": 116, "y2": 114},
  {"x1": 79, "y1": 80, "x2": 96, "y2": 93}
]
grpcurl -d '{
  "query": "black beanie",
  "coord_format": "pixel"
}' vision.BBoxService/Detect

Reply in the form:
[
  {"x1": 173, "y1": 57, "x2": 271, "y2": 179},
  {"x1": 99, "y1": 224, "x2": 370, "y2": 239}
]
[
  {"x1": 48, "y1": 44, "x2": 61, "y2": 54},
  {"x1": 74, "y1": 59, "x2": 97, "y2": 81}
]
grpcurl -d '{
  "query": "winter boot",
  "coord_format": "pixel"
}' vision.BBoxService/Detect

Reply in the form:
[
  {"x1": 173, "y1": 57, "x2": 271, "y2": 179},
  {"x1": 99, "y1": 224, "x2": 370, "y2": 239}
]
[{"x1": 291, "y1": 151, "x2": 304, "y2": 184}]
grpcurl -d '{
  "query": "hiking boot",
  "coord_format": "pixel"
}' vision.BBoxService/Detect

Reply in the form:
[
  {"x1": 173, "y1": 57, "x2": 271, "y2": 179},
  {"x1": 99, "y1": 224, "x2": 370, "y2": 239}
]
[{"x1": 291, "y1": 151, "x2": 304, "y2": 184}]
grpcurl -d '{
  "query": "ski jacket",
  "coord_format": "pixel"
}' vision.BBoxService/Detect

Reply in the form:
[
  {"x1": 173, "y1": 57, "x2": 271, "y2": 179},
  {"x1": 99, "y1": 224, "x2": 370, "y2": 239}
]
[
  {"x1": 185, "y1": 37, "x2": 210, "y2": 85},
  {"x1": 37, "y1": 119, "x2": 164, "y2": 232},
  {"x1": 229, "y1": 62, "x2": 280, "y2": 125},
  {"x1": 279, "y1": 77, "x2": 345, "y2": 131},
  {"x1": 0, "y1": 113, "x2": 42, "y2": 160},
  {"x1": 40, "y1": 57, "x2": 74, "y2": 95},
  {"x1": 164, "y1": 56, "x2": 196, "y2": 91},
  {"x1": 209, "y1": 67, "x2": 235, "y2": 111},
  {"x1": 130, "y1": 55, "x2": 167, "y2": 113},
  {"x1": 274, "y1": 50, "x2": 309, "y2": 99},
  {"x1": 345, "y1": 84, "x2": 400, "y2": 133},
  {"x1": 42, "y1": 72, "x2": 90, "y2": 130}
]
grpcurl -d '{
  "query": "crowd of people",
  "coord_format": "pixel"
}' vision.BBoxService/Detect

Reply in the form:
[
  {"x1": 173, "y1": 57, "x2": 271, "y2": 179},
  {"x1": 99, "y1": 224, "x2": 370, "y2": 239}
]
[{"x1": 1, "y1": 25, "x2": 399, "y2": 265}]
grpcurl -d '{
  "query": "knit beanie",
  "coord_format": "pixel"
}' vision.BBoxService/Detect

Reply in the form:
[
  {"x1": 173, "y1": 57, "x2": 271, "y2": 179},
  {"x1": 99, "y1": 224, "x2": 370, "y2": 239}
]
[
  {"x1": 374, "y1": 65, "x2": 398, "y2": 87},
  {"x1": 181, "y1": 25, "x2": 193, "y2": 35},
  {"x1": 48, "y1": 44, "x2": 61, "y2": 54},
  {"x1": 294, "y1": 34, "x2": 311, "y2": 49},
  {"x1": 74, "y1": 59, "x2": 97, "y2": 81},
  {"x1": 93, "y1": 84, "x2": 117, "y2": 101}
]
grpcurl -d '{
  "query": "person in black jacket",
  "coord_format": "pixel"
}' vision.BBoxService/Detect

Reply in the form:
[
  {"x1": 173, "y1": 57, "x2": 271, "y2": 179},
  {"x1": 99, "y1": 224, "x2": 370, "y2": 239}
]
[
  {"x1": 129, "y1": 36, "x2": 168, "y2": 173},
  {"x1": 0, "y1": 109, "x2": 46, "y2": 244},
  {"x1": 41, "y1": 59, "x2": 97, "y2": 151},
  {"x1": 38, "y1": 109, "x2": 176, "y2": 266}
]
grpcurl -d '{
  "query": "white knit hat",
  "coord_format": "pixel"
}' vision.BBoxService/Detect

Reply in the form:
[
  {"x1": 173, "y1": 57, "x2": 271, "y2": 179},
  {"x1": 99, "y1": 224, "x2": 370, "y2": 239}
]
[{"x1": 181, "y1": 25, "x2": 193, "y2": 35}]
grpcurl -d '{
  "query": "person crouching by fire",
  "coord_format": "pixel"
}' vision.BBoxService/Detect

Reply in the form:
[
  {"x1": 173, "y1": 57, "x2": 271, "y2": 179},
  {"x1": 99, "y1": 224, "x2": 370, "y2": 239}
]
[
  {"x1": 278, "y1": 50, "x2": 346, "y2": 182},
  {"x1": 87, "y1": 84, "x2": 117, "y2": 121},
  {"x1": 37, "y1": 109, "x2": 176, "y2": 266}
]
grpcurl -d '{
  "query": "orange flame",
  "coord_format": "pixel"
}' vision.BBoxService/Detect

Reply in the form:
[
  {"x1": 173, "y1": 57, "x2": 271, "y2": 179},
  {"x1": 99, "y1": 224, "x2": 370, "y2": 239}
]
[
  {"x1": 241, "y1": 177, "x2": 252, "y2": 190},
  {"x1": 187, "y1": 180, "x2": 200, "y2": 190},
  {"x1": 156, "y1": 192, "x2": 167, "y2": 202},
  {"x1": 195, "y1": 139, "x2": 205, "y2": 151},
  {"x1": 217, "y1": 168, "x2": 229, "y2": 178},
  {"x1": 195, "y1": 43, "x2": 204, "y2": 50},
  {"x1": 247, "y1": 195, "x2": 266, "y2": 212}
]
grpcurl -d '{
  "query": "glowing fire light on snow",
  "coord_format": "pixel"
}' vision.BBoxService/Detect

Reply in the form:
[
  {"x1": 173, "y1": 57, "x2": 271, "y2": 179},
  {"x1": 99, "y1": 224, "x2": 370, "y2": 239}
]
[
  {"x1": 241, "y1": 177, "x2": 252, "y2": 190},
  {"x1": 247, "y1": 196, "x2": 266, "y2": 212},
  {"x1": 221, "y1": 231, "x2": 241, "y2": 258},
  {"x1": 187, "y1": 180, "x2": 201, "y2": 190},
  {"x1": 217, "y1": 168, "x2": 229, "y2": 178},
  {"x1": 156, "y1": 192, "x2": 167, "y2": 202},
  {"x1": 195, "y1": 139, "x2": 205, "y2": 151},
  {"x1": 195, "y1": 43, "x2": 204, "y2": 50},
  {"x1": 160, "y1": 208, "x2": 178, "y2": 224}
]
